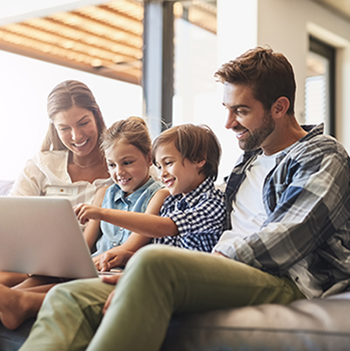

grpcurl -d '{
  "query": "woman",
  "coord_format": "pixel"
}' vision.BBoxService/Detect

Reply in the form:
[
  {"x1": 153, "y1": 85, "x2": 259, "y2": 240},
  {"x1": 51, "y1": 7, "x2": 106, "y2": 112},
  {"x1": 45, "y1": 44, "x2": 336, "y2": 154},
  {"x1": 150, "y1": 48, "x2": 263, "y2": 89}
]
[
  {"x1": 4, "y1": 80, "x2": 112, "y2": 286},
  {"x1": 9, "y1": 80, "x2": 111, "y2": 203}
]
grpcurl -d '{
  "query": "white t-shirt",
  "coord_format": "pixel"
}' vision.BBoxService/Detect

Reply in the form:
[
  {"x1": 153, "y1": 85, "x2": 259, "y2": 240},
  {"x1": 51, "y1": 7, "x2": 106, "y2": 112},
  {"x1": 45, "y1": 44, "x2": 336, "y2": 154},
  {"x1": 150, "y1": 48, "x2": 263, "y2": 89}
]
[
  {"x1": 9, "y1": 150, "x2": 112, "y2": 207},
  {"x1": 213, "y1": 152, "x2": 278, "y2": 257}
]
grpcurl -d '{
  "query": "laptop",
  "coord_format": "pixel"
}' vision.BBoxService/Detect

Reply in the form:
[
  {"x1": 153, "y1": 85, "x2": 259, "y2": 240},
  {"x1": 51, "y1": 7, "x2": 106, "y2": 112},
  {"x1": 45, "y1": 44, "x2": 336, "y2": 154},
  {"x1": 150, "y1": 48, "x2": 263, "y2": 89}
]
[{"x1": 0, "y1": 196, "x2": 99, "y2": 279}]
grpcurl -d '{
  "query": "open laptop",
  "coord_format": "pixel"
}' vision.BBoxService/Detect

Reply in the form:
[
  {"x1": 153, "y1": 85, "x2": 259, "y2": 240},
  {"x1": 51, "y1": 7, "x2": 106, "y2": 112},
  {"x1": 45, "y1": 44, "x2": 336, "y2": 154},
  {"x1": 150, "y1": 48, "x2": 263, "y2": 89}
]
[{"x1": 0, "y1": 196, "x2": 100, "y2": 279}]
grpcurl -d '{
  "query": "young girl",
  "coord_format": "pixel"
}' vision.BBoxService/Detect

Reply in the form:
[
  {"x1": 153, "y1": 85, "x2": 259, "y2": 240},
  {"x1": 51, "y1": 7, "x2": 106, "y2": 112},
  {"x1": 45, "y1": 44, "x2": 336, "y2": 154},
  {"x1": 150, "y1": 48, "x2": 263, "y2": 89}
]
[{"x1": 84, "y1": 116, "x2": 168, "y2": 259}]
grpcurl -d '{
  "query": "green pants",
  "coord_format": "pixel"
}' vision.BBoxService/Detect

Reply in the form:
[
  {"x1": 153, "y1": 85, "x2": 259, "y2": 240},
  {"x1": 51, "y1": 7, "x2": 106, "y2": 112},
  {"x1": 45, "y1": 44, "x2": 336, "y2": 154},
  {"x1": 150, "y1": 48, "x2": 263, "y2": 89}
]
[{"x1": 20, "y1": 245, "x2": 305, "y2": 351}]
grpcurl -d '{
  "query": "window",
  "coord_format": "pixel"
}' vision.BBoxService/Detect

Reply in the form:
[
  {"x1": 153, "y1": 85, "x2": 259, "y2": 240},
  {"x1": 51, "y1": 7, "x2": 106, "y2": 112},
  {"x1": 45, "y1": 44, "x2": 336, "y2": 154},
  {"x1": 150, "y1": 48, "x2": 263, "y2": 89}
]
[
  {"x1": 173, "y1": 0, "x2": 217, "y2": 127},
  {"x1": 305, "y1": 36, "x2": 335, "y2": 136}
]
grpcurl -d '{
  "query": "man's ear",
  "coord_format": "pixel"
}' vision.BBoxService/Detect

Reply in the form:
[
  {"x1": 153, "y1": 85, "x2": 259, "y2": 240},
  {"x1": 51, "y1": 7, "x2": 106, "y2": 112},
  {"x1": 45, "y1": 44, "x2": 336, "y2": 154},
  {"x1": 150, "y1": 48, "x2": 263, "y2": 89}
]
[{"x1": 272, "y1": 96, "x2": 290, "y2": 117}]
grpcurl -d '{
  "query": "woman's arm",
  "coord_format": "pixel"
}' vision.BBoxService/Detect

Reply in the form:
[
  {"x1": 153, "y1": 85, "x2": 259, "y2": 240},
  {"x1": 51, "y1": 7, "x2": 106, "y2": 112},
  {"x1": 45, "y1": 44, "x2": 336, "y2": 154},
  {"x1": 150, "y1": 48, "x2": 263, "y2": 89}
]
[
  {"x1": 83, "y1": 186, "x2": 109, "y2": 251},
  {"x1": 9, "y1": 158, "x2": 44, "y2": 196}
]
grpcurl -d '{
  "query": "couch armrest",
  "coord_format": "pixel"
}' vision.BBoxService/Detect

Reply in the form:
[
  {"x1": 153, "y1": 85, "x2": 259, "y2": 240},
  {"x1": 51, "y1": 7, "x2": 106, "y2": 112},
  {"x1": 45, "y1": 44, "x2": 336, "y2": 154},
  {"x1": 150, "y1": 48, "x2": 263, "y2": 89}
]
[{"x1": 0, "y1": 180, "x2": 14, "y2": 196}]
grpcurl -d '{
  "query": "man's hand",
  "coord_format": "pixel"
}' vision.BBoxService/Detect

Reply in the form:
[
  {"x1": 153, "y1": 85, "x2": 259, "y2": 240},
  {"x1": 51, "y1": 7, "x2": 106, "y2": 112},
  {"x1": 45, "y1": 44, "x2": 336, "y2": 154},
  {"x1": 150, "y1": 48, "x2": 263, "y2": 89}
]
[{"x1": 73, "y1": 203, "x2": 103, "y2": 225}]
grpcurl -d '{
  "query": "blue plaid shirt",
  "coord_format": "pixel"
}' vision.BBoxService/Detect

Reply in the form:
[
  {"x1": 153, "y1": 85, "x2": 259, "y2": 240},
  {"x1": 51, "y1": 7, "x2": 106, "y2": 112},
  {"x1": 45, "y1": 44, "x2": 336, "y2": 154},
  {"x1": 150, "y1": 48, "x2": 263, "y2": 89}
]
[
  {"x1": 154, "y1": 177, "x2": 226, "y2": 252},
  {"x1": 214, "y1": 124, "x2": 350, "y2": 298}
]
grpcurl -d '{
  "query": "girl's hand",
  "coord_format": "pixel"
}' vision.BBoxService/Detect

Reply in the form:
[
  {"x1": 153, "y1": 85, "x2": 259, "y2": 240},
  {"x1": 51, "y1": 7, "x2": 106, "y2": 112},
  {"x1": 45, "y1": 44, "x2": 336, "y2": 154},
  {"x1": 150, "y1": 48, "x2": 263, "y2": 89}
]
[
  {"x1": 95, "y1": 248, "x2": 134, "y2": 272},
  {"x1": 73, "y1": 203, "x2": 102, "y2": 225},
  {"x1": 92, "y1": 254, "x2": 103, "y2": 271}
]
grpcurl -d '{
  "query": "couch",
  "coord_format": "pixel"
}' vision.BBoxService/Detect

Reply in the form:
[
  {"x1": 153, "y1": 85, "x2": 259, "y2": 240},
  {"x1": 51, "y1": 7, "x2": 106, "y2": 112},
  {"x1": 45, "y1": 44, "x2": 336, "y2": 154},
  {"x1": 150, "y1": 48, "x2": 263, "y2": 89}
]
[{"x1": 1, "y1": 180, "x2": 350, "y2": 351}]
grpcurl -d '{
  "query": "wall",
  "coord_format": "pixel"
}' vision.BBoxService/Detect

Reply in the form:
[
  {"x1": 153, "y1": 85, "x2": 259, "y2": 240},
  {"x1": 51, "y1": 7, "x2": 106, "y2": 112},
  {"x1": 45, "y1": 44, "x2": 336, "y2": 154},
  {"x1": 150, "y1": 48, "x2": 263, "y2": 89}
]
[{"x1": 257, "y1": 0, "x2": 350, "y2": 152}]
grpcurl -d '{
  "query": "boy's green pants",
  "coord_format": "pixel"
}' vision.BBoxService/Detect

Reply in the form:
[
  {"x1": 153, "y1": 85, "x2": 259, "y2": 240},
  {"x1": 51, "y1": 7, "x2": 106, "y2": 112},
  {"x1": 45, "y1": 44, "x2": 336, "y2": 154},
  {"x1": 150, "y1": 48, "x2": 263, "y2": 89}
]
[{"x1": 20, "y1": 245, "x2": 304, "y2": 351}]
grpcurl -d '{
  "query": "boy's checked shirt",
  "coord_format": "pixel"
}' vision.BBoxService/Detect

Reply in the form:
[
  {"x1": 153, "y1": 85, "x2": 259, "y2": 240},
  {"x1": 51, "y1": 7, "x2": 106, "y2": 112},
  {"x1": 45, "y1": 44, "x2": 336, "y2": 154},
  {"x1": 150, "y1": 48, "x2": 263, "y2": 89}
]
[{"x1": 154, "y1": 177, "x2": 226, "y2": 252}]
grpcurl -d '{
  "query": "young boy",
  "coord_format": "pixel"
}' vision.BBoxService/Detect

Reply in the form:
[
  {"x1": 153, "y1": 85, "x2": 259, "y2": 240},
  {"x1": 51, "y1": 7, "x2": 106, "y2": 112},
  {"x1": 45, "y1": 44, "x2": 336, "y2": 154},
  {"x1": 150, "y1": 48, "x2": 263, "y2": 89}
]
[
  {"x1": 75, "y1": 123, "x2": 226, "y2": 272},
  {"x1": 150, "y1": 123, "x2": 225, "y2": 251}
]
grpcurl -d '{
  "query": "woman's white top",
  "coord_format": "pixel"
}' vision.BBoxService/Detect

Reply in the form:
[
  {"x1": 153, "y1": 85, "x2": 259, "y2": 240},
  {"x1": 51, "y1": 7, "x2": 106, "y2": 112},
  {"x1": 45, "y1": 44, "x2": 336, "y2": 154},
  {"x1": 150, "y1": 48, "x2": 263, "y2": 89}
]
[{"x1": 9, "y1": 150, "x2": 112, "y2": 207}]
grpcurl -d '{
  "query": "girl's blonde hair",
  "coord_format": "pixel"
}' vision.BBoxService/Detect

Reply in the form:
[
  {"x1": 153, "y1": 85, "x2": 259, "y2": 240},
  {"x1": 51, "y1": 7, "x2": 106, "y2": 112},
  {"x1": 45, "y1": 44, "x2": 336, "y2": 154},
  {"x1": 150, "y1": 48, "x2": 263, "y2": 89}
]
[
  {"x1": 41, "y1": 80, "x2": 106, "y2": 151},
  {"x1": 151, "y1": 123, "x2": 221, "y2": 181},
  {"x1": 101, "y1": 116, "x2": 151, "y2": 157}
]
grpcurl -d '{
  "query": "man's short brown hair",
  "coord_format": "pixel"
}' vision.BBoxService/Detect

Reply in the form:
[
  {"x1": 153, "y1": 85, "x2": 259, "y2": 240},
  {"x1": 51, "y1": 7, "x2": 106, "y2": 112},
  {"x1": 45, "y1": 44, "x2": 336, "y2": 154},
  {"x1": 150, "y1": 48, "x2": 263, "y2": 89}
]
[
  {"x1": 214, "y1": 47, "x2": 296, "y2": 115},
  {"x1": 152, "y1": 124, "x2": 221, "y2": 181}
]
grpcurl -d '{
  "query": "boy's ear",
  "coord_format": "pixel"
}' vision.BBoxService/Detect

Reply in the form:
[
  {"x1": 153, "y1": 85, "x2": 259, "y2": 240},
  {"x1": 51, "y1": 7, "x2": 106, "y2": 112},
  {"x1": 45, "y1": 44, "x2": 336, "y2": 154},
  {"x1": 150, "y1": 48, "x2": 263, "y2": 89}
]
[{"x1": 196, "y1": 159, "x2": 206, "y2": 169}]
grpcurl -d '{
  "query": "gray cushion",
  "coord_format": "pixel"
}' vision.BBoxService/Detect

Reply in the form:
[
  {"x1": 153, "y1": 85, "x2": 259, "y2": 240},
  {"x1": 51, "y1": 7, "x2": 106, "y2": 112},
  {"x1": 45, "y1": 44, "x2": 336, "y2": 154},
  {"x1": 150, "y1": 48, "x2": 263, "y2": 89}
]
[
  {"x1": 161, "y1": 292, "x2": 350, "y2": 351},
  {"x1": 0, "y1": 318, "x2": 35, "y2": 351}
]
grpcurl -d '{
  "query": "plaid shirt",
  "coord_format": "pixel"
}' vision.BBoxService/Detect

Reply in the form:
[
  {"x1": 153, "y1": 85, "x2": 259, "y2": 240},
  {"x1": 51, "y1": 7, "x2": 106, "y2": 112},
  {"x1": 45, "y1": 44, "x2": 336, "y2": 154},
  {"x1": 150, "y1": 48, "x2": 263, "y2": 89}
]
[
  {"x1": 214, "y1": 124, "x2": 350, "y2": 298},
  {"x1": 153, "y1": 177, "x2": 226, "y2": 252}
]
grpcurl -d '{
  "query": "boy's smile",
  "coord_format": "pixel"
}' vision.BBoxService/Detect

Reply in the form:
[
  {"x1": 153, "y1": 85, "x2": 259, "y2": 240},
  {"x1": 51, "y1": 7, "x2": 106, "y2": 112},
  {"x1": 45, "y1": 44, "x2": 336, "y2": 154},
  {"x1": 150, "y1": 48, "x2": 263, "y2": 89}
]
[{"x1": 155, "y1": 142, "x2": 206, "y2": 196}]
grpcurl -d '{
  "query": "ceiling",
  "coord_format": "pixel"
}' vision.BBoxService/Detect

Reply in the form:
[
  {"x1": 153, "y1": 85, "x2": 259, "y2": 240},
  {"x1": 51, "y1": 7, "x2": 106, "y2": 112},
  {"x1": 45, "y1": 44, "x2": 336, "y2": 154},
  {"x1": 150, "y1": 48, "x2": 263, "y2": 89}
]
[
  {"x1": 1, "y1": 0, "x2": 349, "y2": 86},
  {"x1": 310, "y1": 0, "x2": 350, "y2": 22},
  {"x1": 0, "y1": 0, "x2": 217, "y2": 85}
]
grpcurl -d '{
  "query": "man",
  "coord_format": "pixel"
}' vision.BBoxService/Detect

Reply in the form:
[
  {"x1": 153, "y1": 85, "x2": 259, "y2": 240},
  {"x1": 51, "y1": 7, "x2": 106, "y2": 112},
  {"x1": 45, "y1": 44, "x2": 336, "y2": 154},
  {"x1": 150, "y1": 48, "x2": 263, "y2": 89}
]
[{"x1": 20, "y1": 47, "x2": 350, "y2": 351}]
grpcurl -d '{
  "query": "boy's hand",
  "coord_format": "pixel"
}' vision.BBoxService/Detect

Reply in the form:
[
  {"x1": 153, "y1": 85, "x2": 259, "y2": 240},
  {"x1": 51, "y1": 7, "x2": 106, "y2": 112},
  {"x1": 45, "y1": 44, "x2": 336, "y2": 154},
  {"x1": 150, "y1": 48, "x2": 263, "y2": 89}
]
[
  {"x1": 100, "y1": 273, "x2": 123, "y2": 314},
  {"x1": 73, "y1": 204, "x2": 102, "y2": 225},
  {"x1": 101, "y1": 273, "x2": 123, "y2": 285},
  {"x1": 103, "y1": 290, "x2": 116, "y2": 315}
]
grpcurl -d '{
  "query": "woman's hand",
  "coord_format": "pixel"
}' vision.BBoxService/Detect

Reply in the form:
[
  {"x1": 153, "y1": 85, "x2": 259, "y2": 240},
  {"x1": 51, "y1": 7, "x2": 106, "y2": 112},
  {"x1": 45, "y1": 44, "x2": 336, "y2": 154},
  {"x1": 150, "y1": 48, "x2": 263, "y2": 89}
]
[{"x1": 73, "y1": 203, "x2": 103, "y2": 225}]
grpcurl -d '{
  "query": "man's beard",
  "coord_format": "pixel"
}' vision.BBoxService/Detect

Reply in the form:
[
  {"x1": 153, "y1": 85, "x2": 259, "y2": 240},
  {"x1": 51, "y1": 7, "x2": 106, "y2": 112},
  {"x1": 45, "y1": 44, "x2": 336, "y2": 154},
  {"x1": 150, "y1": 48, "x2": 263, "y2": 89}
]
[{"x1": 239, "y1": 111, "x2": 275, "y2": 151}]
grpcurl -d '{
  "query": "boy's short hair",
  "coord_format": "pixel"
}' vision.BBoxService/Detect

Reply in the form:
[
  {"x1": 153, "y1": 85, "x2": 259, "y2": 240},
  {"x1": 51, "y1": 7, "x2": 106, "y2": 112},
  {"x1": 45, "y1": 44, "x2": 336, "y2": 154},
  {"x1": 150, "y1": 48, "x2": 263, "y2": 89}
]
[
  {"x1": 214, "y1": 46, "x2": 296, "y2": 115},
  {"x1": 152, "y1": 124, "x2": 221, "y2": 181}
]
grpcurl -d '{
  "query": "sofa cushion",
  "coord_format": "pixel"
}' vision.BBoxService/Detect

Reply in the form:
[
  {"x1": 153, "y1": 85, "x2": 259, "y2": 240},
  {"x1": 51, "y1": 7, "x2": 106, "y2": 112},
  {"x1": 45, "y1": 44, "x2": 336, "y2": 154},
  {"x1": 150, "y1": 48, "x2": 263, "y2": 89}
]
[
  {"x1": 0, "y1": 318, "x2": 35, "y2": 351},
  {"x1": 161, "y1": 292, "x2": 350, "y2": 351}
]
